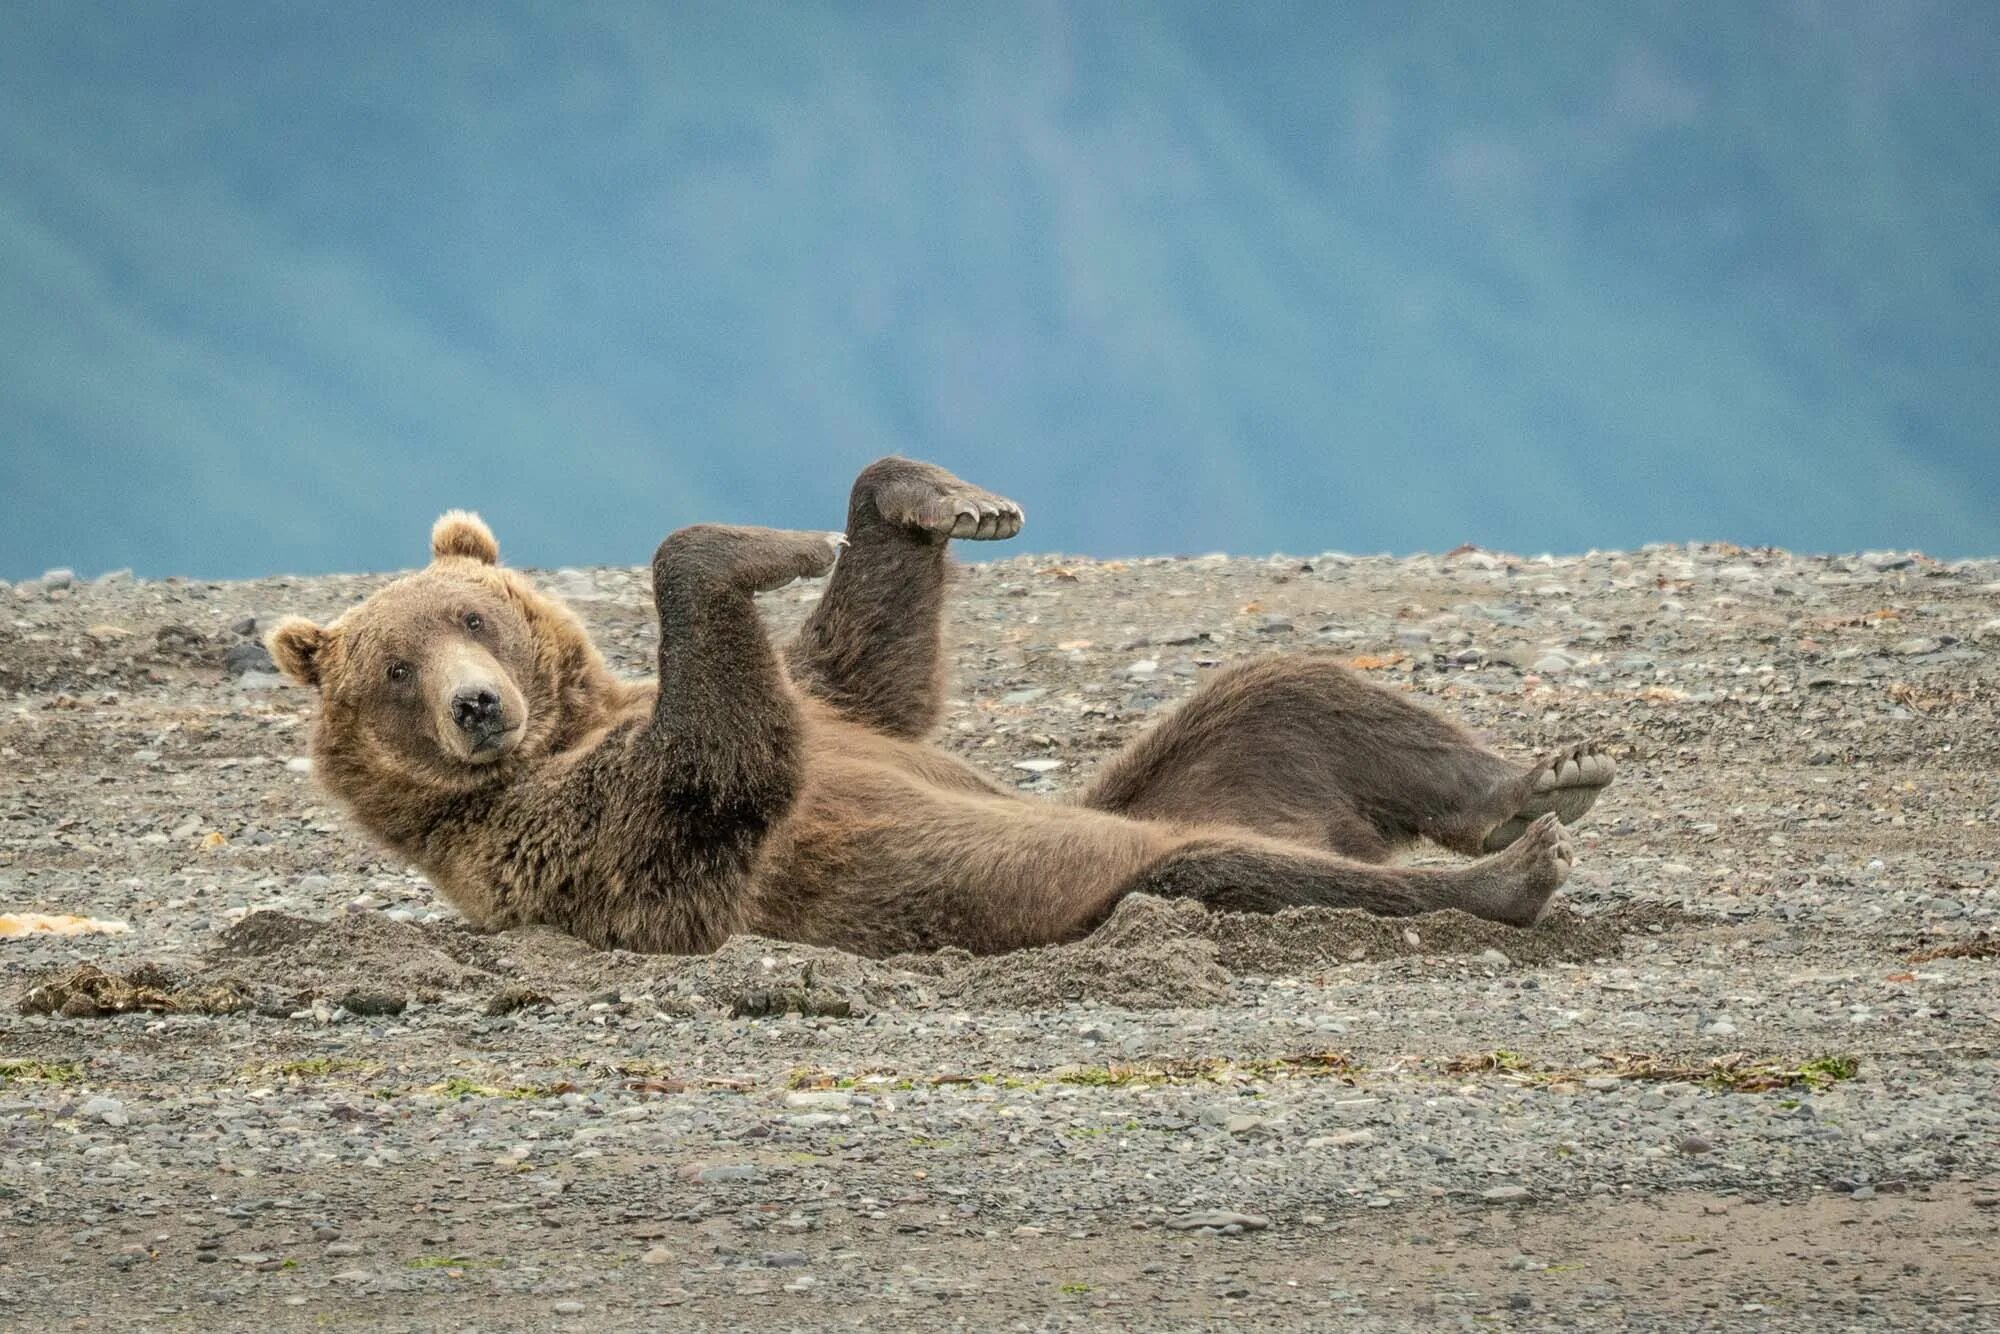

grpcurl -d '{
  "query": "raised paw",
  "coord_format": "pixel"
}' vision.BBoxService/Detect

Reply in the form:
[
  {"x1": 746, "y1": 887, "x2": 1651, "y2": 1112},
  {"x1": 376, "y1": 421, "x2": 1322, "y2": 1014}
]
[
  {"x1": 654, "y1": 525, "x2": 846, "y2": 597},
  {"x1": 751, "y1": 531, "x2": 848, "y2": 591},
  {"x1": 1481, "y1": 741, "x2": 1616, "y2": 853},
  {"x1": 857, "y1": 457, "x2": 1025, "y2": 542}
]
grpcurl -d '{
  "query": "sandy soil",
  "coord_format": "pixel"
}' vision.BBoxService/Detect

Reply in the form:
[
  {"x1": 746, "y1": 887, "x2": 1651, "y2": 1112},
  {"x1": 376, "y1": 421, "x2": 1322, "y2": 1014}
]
[{"x1": 3, "y1": 542, "x2": 1998, "y2": 1330}]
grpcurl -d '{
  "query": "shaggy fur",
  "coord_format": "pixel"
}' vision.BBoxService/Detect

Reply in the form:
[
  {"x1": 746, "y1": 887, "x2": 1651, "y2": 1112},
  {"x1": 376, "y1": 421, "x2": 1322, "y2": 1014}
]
[{"x1": 269, "y1": 458, "x2": 1614, "y2": 956}]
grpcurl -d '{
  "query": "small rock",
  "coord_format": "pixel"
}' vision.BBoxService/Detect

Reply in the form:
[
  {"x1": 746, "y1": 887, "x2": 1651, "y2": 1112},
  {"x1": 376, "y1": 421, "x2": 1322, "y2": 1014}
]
[
  {"x1": 686, "y1": 1163, "x2": 761, "y2": 1184},
  {"x1": 1165, "y1": 1210, "x2": 1270, "y2": 1232},
  {"x1": 336, "y1": 991, "x2": 407, "y2": 1017},
  {"x1": 485, "y1": 986, "x2": 552, "y2": 1016},
  {"x1": 1481, "y1": 1185, "x2": 1531, "y2": 1204},
  {"x1": 784, "y1": 1091, "x2": 853, "y2": 1111},
  {"x1": 81, "y1": 1096, "x2": 128, "y2": 1127},
  {"x1": 1677, "y1": 1135, "x2": 1715, "y2": 1155},
  {"x1": 224, "y1": 641, "x2": 277, "y2": 676},
  {"x1": 1530, "y1": 653, "x2": 1573, "y2": 674},
  {"x1": 1011, "y1": 758, "x2": 1064, "y2": 774},
  {"x1": 640, "y1": 1245, "x2": 674, "y2": 1265},
  {"x1": 40, "y1": 568, "x2": 76, "y2": 591},
  {"x1": 552, "y1": 1300, "x2": 586, "y2": 1316}
]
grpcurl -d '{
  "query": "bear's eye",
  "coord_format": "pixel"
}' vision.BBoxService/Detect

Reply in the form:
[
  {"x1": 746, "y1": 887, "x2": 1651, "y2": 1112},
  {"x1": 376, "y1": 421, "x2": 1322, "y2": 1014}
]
[
  {"x1": 386, "y1": 661, "x2": 413, "y2": 684},
  {"x1": 461, "y1": 612, "x2": 485, "y2": 633}
]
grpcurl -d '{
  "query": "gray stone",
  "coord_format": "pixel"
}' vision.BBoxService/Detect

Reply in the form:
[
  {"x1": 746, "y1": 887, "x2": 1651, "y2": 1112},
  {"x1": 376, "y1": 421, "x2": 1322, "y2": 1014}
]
[
  {"x1": 1166, "y1": 1210, "x2": 1270, "y2": 1232},
  {"x1": 224, "y1": 641, "x2": 277, "y2": 677},
  {"x1": 81, "y1": 1096, "x2": 128, "y2": 1128}
]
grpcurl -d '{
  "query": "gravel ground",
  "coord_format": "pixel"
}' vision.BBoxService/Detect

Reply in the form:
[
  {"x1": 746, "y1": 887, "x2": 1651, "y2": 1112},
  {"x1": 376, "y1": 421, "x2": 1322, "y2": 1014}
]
[{"x1": 2, "y1": 542, "x2": 1998, "y2": 1331}]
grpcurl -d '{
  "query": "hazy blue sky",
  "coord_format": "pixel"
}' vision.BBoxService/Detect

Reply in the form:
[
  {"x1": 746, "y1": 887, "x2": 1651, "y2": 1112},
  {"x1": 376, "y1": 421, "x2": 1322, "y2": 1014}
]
[{"x1": 3, "y1": 2, "x2": 1996, "y2": 579}]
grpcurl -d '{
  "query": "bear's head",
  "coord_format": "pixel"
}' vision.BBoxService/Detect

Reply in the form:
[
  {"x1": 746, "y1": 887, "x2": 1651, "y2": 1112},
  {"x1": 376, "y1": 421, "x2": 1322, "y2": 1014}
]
[{"x1": 267, "y1": 512, "x2": 618, "y2": 813}]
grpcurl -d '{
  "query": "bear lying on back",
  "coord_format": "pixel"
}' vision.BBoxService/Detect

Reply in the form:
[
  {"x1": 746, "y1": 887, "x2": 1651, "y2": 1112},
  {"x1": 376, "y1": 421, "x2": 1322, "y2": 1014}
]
[{"x1": 269, "y1": 458, "x2": 1615, "y2": 956}]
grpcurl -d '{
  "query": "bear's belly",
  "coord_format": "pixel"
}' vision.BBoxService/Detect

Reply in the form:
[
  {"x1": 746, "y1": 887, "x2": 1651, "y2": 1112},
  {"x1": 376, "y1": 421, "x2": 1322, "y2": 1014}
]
[{"x1": 750, "y1": 746, "x2": 1172, "y2": 956}]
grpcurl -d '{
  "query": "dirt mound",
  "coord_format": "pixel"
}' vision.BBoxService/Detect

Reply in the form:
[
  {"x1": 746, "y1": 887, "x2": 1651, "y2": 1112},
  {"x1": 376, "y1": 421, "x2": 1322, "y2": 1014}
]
[
  {"x1": 1198, "y1": 900, "x2": 1683, "y2": 974},
  {"x1": 20, "y1": 896, "x2": 1676, "y2": 1019},
  {"x1": 210, "y1": 910, "x2": 506, "y2": 994},
  {"x1": 922, "y1": 895, "x2": 1230, "y2": 1009},
  {"x1": 624, "y1": 935, "x2": 936, "y2": 1016}
]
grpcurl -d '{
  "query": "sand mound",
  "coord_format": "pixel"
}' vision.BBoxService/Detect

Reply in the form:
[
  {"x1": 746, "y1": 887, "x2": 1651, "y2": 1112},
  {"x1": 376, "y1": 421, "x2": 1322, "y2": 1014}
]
[
  {"x1": 19, "y1": 895, "x2": 1678, "y2": 1018},
  {"x1": 210, "y1": 910, "x2": 506, "y2": 995},
  {"x1": 922, "y1": 895, "x2": 1230, "y2": 1009},
  {"x1": 1198, "y1": 900, "x2": 1678, "y2": 974}
]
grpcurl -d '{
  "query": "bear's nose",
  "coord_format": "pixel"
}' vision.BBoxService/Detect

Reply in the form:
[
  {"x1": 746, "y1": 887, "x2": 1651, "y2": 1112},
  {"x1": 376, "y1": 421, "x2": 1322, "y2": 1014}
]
[{"x1": 451, "y1": 686, "x2": 503, "y2": 732}]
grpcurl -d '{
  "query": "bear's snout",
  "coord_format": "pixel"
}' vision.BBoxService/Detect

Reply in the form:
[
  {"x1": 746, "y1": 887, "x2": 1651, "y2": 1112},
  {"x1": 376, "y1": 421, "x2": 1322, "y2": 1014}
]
[
  {"x1": 451, "y1": 685, "x2": 504, "y2": 734},
  {"x1": 430, "y1": 640, "x2": 526, "y2": 763}
]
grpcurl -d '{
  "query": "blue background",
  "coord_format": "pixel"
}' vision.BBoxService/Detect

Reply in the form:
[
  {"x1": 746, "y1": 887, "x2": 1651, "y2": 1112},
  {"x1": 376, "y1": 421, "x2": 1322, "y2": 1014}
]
[{"x1": 3, "y1": 2, "x2": 1996, "y2": 579}]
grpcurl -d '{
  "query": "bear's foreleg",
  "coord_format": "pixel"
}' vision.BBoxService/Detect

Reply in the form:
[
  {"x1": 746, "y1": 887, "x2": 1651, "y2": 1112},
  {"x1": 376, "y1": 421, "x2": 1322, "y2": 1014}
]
[{"x1": 646, "y1": 524, "x2": 844, "y2": 808}]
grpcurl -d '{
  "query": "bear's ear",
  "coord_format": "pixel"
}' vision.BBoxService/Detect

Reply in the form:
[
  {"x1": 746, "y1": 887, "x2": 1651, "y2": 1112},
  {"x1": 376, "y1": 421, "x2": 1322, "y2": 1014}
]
[
  {"x1": 430, "y1": 510, "x2": 499, "y2": 565},
  {"x1": 267, "y1": 618, "x2": 330, "y2": 687}
]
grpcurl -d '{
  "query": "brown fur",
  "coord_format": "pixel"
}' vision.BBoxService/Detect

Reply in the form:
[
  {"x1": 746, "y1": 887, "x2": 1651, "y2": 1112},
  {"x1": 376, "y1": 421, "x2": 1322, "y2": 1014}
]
[{"x1": 270, "y1": 459, "x2": 1610, "y2": 956}]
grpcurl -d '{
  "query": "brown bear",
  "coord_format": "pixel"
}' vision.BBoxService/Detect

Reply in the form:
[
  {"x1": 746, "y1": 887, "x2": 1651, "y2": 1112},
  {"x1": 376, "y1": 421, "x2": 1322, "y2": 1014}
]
[{"x1": 268, "y1": 458, "x2": 1614, "y2": 956}]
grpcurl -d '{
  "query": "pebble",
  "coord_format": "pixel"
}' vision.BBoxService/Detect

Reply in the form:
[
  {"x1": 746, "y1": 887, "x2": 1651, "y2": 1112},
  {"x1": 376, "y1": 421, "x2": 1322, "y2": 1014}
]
[
  {"x1": 783, "y1": 1091, "x2": 853, "y2": 1111},
  {"x1": 1166, "y1": 1211, "x2": 1270, "y2": 1232},
  {"x1": 80, "y1": 1096, "x2": 128, "y2": 1127},
  {"x1": 1482, "y1": 1186, "x2": 1531, "y2": 1204},
  {"x1": 224, "y1": 641, "x2": 277, "y2": 676}
]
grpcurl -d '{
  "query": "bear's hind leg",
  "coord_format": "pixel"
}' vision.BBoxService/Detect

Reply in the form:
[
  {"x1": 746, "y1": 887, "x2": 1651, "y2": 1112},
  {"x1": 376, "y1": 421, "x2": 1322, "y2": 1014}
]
[
  {"x1": 786, "y1": 457, "x2": 1022, "y2": 738},
  {"x1": 1081, "y1": 657, "x2": 1517, "y2": 855},
  {"x1": 1129, "y1": 814, "x2": 1575, "y2": 928}
]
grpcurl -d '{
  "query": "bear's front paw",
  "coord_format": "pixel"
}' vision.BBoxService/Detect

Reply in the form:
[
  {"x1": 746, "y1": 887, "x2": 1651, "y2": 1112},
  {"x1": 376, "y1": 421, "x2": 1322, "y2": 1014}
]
[
  {"x1": 749, "y1": 532, "x2": 846, "y2": 593},
  {"x1": 655, "y1": 525, "x2": 846, "y2": 596}
]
